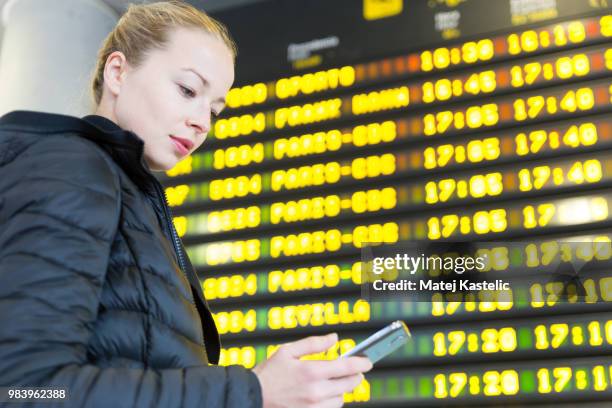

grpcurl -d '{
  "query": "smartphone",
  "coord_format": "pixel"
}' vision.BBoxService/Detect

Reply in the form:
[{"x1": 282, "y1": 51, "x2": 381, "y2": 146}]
[{"x1": 340, "y1": 320, "x2": 411, "y2": 364}]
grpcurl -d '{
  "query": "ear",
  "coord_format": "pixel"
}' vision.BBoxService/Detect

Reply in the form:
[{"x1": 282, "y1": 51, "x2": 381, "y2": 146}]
[{"x1": 102, "y1": 51, "x2": 130, "y2": 97}]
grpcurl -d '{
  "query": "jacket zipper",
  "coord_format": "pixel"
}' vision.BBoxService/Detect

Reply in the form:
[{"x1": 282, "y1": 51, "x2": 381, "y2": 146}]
[
  {"x1": 152, "y1": 180, "x2": 194, "y2": 305},
  {"x1": 152, "y1": 179, "x2": 208, "y2": 350}
]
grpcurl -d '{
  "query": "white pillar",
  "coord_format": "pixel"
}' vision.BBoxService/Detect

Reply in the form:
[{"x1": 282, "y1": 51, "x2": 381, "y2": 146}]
[{"x1": 0, "y1": 0, "x2": 118, "y2": 116}]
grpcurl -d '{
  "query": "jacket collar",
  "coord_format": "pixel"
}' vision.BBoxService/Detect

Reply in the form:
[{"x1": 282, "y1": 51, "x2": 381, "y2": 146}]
[{"x1": 0, "y1": 110, "x2": 159, "y2": 194}]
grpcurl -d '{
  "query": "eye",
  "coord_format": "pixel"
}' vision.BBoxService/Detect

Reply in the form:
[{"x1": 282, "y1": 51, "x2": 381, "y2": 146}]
[{"x1": 178, "y1": 84, "x2": 196, "y2": 98}]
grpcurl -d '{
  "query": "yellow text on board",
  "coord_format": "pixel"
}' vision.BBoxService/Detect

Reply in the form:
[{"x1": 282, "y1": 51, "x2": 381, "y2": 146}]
[{"x1": 363, "y1": 0, "x2": 403, "y2": 21}]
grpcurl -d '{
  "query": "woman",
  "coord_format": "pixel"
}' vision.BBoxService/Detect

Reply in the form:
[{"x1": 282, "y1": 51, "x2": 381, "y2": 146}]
[{"x1": 0, "y1": 1, "x2": 371, "y2": 407}]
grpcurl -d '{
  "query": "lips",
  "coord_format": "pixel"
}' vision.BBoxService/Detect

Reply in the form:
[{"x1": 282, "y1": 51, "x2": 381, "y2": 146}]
[{"x1": 169, "y1": 135, "x2": 194, "y2": 152}]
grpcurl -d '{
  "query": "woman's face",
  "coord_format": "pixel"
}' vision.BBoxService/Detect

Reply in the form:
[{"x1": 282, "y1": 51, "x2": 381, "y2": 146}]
[{"x1": 101, "y1": 27, "x2": 235, "y2": 171}]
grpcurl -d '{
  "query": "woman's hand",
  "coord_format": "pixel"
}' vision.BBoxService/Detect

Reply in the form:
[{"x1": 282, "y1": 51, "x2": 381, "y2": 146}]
[{"x1": 252, "y1": 333, "x2": 373, "y2": 408}]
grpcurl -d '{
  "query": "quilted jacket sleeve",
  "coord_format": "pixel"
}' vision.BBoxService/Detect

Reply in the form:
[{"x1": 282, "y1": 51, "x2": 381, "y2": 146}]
[{"x1": 0, "y1": 135, "x2": 262, "y2": 408}]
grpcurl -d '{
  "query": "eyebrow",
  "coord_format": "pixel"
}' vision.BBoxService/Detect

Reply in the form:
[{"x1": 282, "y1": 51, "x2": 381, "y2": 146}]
[{"x1": 181, "y1": 68, "x2": 226, "y2": 105}]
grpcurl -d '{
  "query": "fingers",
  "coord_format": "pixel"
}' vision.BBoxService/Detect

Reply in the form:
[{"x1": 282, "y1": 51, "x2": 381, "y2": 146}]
[
  {"x1": 316, "y1": 396, "x2": 345, "y2": 408},
  {"x1": 258, "y1": 334, "x2": 369, "y2": 408},
  {"x1": 302, "y1": 374, "x2": 364, "y2": 404},
  {"x1": 302, "y1": 356, "x2": 373, "y2": 379},
  {"x1": 322, "y1": 373, "x2": 364, "y2": 398},
  {"x1": 282, "y1": 333, "x2": 338, "y2": 358}
]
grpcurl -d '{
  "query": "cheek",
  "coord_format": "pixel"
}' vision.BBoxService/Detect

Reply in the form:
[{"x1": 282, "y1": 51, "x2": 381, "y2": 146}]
[
  {"x1": 143, "y1": 82, "x2": 178, "y2": 116},
  {"x1": 116, "y1": 79, "x2": 179, "y2": 141}
]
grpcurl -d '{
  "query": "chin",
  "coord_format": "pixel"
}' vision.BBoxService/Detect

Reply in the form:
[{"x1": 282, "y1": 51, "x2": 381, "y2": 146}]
[
  {"x1": 145, "y1": 154, "x2": 177, "y2": 173},
  {"x1": 153, "y1": 162, "x2": 177, "y2": 173}
]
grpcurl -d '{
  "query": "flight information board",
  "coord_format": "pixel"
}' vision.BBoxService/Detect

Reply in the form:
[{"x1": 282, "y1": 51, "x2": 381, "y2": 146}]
[{"x1": 161, "y1": 0, "x2": 612, "y2": 405}]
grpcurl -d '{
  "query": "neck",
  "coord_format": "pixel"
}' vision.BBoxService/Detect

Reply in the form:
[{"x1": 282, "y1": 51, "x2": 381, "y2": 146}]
[{"x1": 94, "y1": 98, "x2": 119, "y2": 125}]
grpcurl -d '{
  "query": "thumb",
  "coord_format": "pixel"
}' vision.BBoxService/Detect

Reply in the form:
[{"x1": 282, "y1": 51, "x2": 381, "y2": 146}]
[{"x1": 284, "y1": 333, "x2": 338, "y2": 358}]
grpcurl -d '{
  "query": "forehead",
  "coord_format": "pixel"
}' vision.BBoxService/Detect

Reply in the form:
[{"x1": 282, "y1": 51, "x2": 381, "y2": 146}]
[{"x1": 150, "y1": 27, "x2": 234, "y2": 87}]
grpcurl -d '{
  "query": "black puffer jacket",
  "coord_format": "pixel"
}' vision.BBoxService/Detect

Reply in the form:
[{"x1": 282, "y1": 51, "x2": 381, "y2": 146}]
[{"x1": 0, "y1": 111, "x2": 262, "y2": 407}]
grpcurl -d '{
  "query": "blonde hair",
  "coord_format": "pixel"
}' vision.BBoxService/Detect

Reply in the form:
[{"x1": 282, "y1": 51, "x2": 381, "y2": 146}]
[{"x1": 91, "y1": 0, "x2": 237, "y2": 106}]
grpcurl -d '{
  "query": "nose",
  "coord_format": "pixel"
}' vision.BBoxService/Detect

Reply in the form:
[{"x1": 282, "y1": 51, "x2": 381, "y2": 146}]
[{"x1": 187, "y1": 111, "x2": 211, "y2": 138}]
